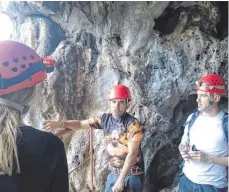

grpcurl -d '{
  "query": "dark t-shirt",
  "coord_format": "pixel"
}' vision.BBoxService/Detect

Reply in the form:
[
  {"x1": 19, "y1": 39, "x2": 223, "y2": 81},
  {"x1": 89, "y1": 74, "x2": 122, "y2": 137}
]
[
  {"x1": 0, "y1": 126, "x2": 68, "y2": 192},
  {"x1": 89, "y1": 113, "x2": 144, "y2": 174}
]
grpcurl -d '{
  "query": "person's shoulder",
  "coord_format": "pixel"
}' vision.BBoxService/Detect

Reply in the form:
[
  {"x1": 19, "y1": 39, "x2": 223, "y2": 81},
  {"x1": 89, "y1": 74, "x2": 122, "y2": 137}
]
[
  {"x1": 101, "y1": 113, "x2": 111, "y2": 116},
  {"x1": 187, "y1": 111, "x2": 199, "y2": 121},
  {"x1": 124, "y1": 113, "x2": 141, "y2": 127},
  {"x1": 125, "y1": 113, "x2": 138, "y2": 122},
  {"x1": 20, "y1": 126, "x2": 63, "y2": 146},
  {"x1": 221, "y1": 110, "x2": 228, "y2": 116},
  {"x1": 100, "y1": 113, "x2": 112, "y2": 120}
]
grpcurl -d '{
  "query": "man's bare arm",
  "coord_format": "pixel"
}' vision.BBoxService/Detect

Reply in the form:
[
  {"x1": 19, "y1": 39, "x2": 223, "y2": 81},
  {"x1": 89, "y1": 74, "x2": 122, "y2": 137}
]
[
  {"x1": 189, "y1": 151, "x2": 228, "y2": 166},
  {"x1": 62, "y1": 120, "x2": 91, "y2": 130},
  {"x1": 119, "y1": 141, "x2": 140, "y2": 181},
  {"x1": 44, "y1": 119, "x2": 92, "y2": 131},
  {"x1": 111, "y1": 141, "x2": 140, "y2": 192},
  {"x1": 211, "y1": 156, "x2": 228, "y2": 167}
]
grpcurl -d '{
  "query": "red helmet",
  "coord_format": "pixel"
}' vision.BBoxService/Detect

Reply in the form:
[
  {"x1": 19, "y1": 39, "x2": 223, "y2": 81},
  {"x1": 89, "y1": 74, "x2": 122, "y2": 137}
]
[
  {"x1": 0, "y1": 40, "x2": 55, "y2": 95},
  {"x1": 108, "y1": 84, "x2": 131, "y2": 100},
  {"x1": 196, "y1": 74, "x2": 226, "y2": 94}
]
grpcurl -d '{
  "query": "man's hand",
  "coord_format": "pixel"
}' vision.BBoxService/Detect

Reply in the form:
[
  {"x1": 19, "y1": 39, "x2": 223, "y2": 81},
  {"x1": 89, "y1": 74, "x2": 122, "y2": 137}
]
[
  {"x1": 178, "y1": 143, "x2": 186, "y2": 152},
  {"x1": 44, "y1": 120, "x2": 62, "y2": 132},
  {"x1": 179, "y1": 143, "x2": 190, "y2": 162},
  {"x1": 112, "y1": 178, "x2": 125, "y2": 192},
  {"x1": 188, "y1": 151, "x2": 212, "y2": 163}
]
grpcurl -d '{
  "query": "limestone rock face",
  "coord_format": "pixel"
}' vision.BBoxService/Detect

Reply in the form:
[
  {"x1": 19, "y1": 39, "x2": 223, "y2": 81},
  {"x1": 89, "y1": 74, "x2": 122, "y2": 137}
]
[{"x1": 1, "y1": 1, "x2": 227, "y2": 192}]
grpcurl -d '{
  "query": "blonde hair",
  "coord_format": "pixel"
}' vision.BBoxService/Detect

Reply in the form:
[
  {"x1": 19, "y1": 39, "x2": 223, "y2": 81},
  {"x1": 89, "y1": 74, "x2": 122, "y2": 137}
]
[{"x1": 0, "y1": 87, "x2": 35, "y2": 176}]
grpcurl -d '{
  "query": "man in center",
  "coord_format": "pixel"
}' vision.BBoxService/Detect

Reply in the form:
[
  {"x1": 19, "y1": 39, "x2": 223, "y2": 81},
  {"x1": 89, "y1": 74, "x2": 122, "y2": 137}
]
[{"x1": 45, "y1": 84, "x2": 144, "y2": 192}]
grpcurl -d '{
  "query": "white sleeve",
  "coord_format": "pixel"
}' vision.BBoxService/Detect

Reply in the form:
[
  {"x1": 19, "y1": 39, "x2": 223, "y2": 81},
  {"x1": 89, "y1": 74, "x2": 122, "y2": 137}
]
[{"x1": 180, "y1": 114, "x2": 194, "y2": 145}]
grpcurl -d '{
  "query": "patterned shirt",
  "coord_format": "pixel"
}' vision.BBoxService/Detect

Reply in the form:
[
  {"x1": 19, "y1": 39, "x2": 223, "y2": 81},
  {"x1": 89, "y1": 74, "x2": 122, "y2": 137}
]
[{"x1": 89, "y1": 112, "x2": 144, "y2": 174}]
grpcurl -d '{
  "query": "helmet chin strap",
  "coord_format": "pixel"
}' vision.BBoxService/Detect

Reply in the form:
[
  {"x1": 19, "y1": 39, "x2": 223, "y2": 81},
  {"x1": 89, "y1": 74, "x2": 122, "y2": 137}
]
[{"x1": 0, "y1": 97, "x2": 27, "y2": 113}]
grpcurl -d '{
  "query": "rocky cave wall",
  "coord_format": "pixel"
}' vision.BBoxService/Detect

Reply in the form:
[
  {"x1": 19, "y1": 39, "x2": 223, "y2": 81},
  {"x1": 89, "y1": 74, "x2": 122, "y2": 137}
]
[{"x1": 0, "y1": 1, "x2": 228, "y2": 192}]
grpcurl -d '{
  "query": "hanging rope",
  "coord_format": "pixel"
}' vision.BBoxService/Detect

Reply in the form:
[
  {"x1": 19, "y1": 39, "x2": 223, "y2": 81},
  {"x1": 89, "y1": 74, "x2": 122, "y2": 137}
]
[{"x1": 68, "y1": 127, "x2": 94, "y2": 192}]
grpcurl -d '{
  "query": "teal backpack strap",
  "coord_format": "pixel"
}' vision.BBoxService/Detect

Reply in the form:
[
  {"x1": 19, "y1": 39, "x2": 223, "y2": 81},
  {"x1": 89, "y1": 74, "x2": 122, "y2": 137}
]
[
  {"x1": 186, "y1": 111, "x2": 200, "y2": 146},
  {"x1": 221, "y1": 111, "x2": 228, "y2": 181},
  {"x1": 179, "y1": 111, "x2": 200, "y2": 174},
  {"x1": 222, "y1": 111, "x2": 228, "y2": 142}
]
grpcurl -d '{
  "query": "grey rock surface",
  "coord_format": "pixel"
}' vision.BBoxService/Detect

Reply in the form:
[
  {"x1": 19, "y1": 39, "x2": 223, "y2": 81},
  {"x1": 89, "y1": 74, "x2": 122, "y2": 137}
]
[{"x1": 0, "y1": 1, "x2": 227, "y2": 192}]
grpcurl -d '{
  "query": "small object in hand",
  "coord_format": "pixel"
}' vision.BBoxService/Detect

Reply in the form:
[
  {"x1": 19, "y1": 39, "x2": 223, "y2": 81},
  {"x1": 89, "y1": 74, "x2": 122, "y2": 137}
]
[{"x1": 192, "y1": 145, "x2": 199, "y2": 151}]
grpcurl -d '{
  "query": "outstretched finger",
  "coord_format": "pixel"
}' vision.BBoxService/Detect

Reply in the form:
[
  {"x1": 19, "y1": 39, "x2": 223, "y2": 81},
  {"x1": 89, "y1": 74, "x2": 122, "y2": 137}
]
[
  {"x1": 45, "y1": 126, "x2": 55, "y2": 132},
  {"x1": 45, "y1": 127, "x2": 51, "y2": 132},
  {"x1": 43, "y1": 122, "x2": 50, "y2": 126},
  {"x1": 44, "y1": 124, "x2": 51, "y2": 130}
]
